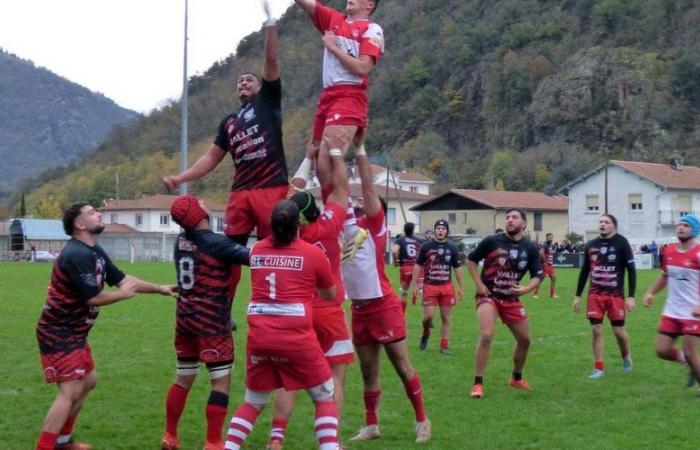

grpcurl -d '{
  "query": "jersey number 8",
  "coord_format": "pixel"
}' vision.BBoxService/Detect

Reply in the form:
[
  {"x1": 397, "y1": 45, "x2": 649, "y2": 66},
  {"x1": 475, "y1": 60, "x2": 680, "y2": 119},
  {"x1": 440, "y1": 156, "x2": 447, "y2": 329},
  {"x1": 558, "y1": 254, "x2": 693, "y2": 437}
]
[{"x1": 178, "y1": 256, "x2": 195, "y2": 290}]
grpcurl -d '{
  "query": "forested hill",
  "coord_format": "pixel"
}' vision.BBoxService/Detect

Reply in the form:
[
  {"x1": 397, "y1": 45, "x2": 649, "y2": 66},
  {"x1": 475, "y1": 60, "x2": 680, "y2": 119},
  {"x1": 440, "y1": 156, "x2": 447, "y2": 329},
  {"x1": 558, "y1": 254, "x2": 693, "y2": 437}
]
[
  {"x1": 0, "y1": 50, "x2": 138, "y2": 202},
  {"x1": 11, "y1": 0, "x2": 700, "y2": 218}
]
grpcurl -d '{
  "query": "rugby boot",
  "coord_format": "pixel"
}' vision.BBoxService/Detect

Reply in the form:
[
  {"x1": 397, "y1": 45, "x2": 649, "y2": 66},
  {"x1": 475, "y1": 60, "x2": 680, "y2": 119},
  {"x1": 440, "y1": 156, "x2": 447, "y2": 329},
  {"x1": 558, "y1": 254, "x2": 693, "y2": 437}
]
[
  {"x1": 349, "y1": 425, "x2": 380, "y2": 441},
  {"x1": 160, "y1": 432, "x2": 180, "y2": 450},
  {"x1": 508, "y1": 379, "x2": 532, "y2": 390},
  {"x1": 415, "y1": 419, "x2": 432, "y2": 443},
  {"x1": 470, "y1": 384, "x2": 484, "y2": 399}
]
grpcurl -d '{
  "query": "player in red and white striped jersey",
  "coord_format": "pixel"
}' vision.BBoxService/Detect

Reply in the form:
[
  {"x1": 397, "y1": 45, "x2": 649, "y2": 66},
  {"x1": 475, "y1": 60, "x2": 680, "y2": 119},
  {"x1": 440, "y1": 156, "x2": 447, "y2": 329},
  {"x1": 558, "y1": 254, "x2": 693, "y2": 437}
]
[
  {"x1": 225, "y1": 200, "x2": 340, "y2": 450},
  {"x1": 644, "y1": 215, "x2": 700, "y2": 389},
  {"x1": 340, "y1": 151, "x2": 431, "y2": 444},
  {"x1": 292, "y1": 0, "x2": 384, "y2": 191}
]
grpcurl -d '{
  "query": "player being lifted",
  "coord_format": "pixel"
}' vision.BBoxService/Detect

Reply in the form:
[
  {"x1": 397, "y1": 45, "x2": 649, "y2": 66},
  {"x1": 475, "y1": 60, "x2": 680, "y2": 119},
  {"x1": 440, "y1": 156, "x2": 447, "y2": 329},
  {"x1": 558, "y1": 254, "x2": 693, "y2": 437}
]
[
  {"x1": 35, "y1": 204, "x2": 176, "y2": 450},
  {"x1": 414, "y1": 219, "x2": 464, "y2": 354},
  {"x1": 264, "y1": 144, "x2": 354, "y2": 449},
  {"x1": 392, "y1": 222, "x2": 425, "y2": 309},
  {"x1": 466, "y1": 210, "x2": 543, "y2": 399},
  {"x1": 341, "y1": 148, "x2": 431, "y2": 443},
  {"x1": 292, "y1": 0, "x2": 383, "y2": 189},
  {"x1": 533, "y1": 233, "x2": 558, "y2": 299},
  {"x1": 573, "y1": 214, "x2": 636, "y2": 379},
  {"x1": 163, "y1": 1, "x2": 285, "y2": 298},
  {"x1": 644, "y1": 215, "x2": 700, "y2": 390},
  {"x1": 225, "y1": 200, "x2": 340, "y2": 450},
  {"x1": 160, "y1": 196, "x2": 251, "y2": 450}
]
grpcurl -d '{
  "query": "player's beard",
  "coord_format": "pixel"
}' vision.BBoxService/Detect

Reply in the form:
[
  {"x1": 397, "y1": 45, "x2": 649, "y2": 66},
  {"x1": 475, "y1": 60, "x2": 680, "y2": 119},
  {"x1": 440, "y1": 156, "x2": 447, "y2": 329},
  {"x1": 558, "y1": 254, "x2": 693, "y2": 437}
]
[
  {"x1": 678, "y1": 235, "x2": 692, "y2": 243},
  {"x1": 89, "y1": 223, "x2": 105, "y2": 235},
  {"x1": 506, "y1": 224, "x2": 523, "y2": 237}
]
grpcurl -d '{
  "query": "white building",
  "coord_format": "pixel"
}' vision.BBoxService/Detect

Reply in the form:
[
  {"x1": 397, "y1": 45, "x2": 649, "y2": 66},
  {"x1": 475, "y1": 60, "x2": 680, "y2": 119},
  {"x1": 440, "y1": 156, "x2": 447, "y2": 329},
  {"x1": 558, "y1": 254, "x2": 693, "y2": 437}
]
[
  {"x1": 307, "y1": 163, "x2": 435, "y2": 195},
  {"x1": 559, "y1": 159, "x2": 700, "y2": 245},
  {"x1": 101, "y1": 194, "x2": 227, "y2": 234},
  {"x1": 307, "y1": 184, "x2": 434, "y2": 238}
]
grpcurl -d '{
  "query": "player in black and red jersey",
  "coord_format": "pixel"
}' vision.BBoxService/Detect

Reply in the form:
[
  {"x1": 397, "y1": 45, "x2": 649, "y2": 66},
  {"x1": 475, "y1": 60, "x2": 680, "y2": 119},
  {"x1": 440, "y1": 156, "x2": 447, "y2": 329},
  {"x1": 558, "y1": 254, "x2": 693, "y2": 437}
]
[
  {"x1": 35, "y1": 204, "x2": 176, "y2": 450},
  {"x1": 466, "y1": 209, "x2": 543, "y2": 399},
  {"x1": 573, "y1": 214, "x2": 636, "y2": 380},
  {"x1": 163, "y1": 3, "x2": 285, "y2": 299},
  {"x1": 533, "y1": 233, "x2": 558, "y2": 299},
  {"x1": 392, "y1": 222, "x2": 425, "y2": 308},
  {"x1": 160, "y1": 196, "x2": 251, "y2": 450},
  {"x1": 414, "y1": 220, "x2": 463, "y2": 354}
]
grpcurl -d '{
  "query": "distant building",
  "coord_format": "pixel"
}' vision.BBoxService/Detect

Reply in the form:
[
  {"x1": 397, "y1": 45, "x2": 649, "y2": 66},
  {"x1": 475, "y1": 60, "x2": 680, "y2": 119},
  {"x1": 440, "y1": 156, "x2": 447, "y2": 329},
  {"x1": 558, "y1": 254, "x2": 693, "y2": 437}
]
[
  {"x1": 101, "y1": 194, "x2": 227, "y2": 234},
  {"x1": 559, "y1": 159, "x2": 700, "y2": 244},
  {"x1": 306, "y1": 163, "x2": 435, "y2": 195},
  {"x1": 411, "y1": 189, "x2": 569, "y2": 242},
  {"x1": 0, "y1": 218, "x2": 69, "y2": 261},
  {"x1": 306, "y1": 183, "x2": 434, "y2": 238}
]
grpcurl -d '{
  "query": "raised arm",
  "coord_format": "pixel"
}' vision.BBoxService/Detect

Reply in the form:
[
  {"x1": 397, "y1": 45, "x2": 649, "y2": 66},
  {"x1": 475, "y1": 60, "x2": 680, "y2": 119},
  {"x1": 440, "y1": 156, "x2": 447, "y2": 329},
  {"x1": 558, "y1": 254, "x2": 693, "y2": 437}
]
[
  {"x1": 356, "y1": 154, "x2": 382, "y2": 217},
  {"x1": 163, "y1": 144, "x2": 226, "y2": 190},
  {"x1": 294, "y1": 0, "x2": 316, "y2": 16},
  {"x1": 262, "y1": 7, "x2": 279, "y2": 81},
  {"x1": 322, "y1": 34, "x2": 375, "y2": 76}
]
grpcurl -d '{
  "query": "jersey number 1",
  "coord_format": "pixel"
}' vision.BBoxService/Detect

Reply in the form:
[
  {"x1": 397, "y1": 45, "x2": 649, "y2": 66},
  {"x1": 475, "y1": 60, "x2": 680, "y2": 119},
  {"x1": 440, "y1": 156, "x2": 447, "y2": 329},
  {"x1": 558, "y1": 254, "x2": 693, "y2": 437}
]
[{"x1": 265, "y1": 272, "x2": 277, "y2": 300}]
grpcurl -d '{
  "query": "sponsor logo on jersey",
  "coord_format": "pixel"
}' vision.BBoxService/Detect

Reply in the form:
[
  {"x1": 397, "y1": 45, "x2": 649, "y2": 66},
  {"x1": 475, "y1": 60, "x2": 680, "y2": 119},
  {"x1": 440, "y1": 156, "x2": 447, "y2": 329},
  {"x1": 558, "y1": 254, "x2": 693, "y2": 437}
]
[{"x1": 250, "y1": 255, "x2": 304, "y2": 271}]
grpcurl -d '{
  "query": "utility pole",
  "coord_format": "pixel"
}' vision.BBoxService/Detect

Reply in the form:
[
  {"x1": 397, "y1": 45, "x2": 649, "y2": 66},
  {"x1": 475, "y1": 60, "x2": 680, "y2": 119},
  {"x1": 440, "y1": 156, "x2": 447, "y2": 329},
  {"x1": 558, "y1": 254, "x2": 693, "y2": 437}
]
[{"x1": 179, "y1": 0, "x2": 189, "y2": 195}]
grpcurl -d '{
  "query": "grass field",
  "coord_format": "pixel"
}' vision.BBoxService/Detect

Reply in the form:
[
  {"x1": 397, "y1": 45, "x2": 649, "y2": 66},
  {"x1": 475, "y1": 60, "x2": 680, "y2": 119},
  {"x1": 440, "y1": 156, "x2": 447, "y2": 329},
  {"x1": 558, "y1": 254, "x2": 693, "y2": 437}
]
[{"x1": 1, "y1": 262, "x2": 697, "y2": 449}]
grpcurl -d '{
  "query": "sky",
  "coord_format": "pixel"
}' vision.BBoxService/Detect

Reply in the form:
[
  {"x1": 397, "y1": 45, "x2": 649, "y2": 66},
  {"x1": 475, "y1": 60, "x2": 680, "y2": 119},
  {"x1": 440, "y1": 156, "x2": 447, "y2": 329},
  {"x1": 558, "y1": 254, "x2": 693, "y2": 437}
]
[{"x1": 0, "y1": 0, "x2": 294, "y2": 113}]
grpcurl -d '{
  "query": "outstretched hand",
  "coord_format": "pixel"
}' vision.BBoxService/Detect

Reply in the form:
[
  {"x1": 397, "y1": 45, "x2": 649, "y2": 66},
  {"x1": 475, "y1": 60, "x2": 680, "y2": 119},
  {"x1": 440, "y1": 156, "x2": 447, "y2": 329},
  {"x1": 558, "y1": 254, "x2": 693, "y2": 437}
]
[{"x1": 262, "y1": 0, "x2": 275, "y2": 25}]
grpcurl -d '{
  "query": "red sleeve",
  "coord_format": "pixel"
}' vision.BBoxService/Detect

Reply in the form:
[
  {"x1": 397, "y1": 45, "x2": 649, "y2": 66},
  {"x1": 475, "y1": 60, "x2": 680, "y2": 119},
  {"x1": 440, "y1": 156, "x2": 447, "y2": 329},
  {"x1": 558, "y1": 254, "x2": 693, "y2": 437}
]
[
  {"x1": 312, "y1": 2, "x2": 341, "y2": 34},
  {"x1": 661, "y1": 246, "x2": 670, "y2": 274},
  {"x1": 313, "y1": 247, "x2": 335, "y2": 289},
  {"x1": 359, "y1": 23, "x2": 384, "y2": 62},
  {"x1": 363, "y1": 209, "x2": 386, "y2": 236},
  {"x1": 318, "y1": 202, "x2": 344, "y2": 236}
]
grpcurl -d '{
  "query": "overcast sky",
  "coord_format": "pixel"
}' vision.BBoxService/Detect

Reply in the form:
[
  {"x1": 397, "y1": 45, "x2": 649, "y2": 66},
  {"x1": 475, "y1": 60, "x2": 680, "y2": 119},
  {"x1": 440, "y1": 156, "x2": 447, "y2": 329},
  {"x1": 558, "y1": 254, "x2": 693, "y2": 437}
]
[{"x1": 0, "y1": 0, "x2": 294, "y2": 113}]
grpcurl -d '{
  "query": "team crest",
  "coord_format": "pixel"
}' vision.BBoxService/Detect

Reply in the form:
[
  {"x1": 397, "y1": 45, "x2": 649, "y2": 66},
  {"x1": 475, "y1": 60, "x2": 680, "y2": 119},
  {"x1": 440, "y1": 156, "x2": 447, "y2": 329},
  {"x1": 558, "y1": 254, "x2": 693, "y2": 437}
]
[
  {"x1": 445, "y1": 255, "x2": 451, "y2": 262},
  {"x1": 438, "y1": 248, "x2": 444, "y2": 255},
  {"x1": 244, "y1": 108, "x2": 255, "y2": 121},
  {"x1": 601, "y1": 247, "x2": 608, "y2": 255},
  {"x1": 509, "y1": 249, "x2": 519, "y2": 259}
]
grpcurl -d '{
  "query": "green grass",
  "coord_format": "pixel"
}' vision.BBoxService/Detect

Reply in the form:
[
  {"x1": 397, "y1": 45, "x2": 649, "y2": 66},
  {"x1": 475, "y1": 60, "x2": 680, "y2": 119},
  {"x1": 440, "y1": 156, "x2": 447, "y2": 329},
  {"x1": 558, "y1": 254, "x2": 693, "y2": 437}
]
[{"x1": 1, "y1": 262, "x2": 697, "y2": 449}]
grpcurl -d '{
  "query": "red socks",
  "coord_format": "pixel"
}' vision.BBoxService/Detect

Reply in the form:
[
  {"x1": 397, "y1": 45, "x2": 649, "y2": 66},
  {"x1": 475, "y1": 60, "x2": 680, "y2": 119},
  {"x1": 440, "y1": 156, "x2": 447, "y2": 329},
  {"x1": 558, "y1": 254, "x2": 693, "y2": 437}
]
[
  {"x1": 314, "y1": 401, "x2": 339, "y2": 450},
  {"x1": 205, "y1": 391, "x2": 229, "y2": 443},
  {"x1": 36, "y1": 431, "x2": 58, "y2": 450},
  {"x1": 440, "y1": 338, "x2": 448, "y2": 350},
  {"x1": 165, "y1": 384, "x2": 190, "y2": 437},
  {"x1": 621, "y1": 348, "x2": 630, "y2": 359},
  {"x1": 404, "y1": 374, "x2": 427, "y2": 422},
  {"x1": 595, "y1": 360, "x2": 604, "y2": 371},
  {"x1": 363, "y1": 390, "x2": 381, "y2": 426},
  {"x1": 226, "y1": 403, "x2": 261, "y2": 449},
  {"x1": 269, "y1": 417, "x2": 289, "y2": 445}
]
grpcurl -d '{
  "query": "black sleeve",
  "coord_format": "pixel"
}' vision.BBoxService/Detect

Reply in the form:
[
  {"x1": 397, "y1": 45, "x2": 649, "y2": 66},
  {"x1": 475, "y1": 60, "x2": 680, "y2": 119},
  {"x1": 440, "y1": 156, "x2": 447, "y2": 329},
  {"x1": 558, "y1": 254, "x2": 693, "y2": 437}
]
[
  {"x1": 575, "y1": 243, "x2": 591, "y2": 296},
  {"x1": 101, "y1": 250, "x2": 126, "y2": 287},
  {"x1": 213, "y1": 116, "x2": 231, "y2": 150},
  {"x1": 468, "y1": 236, "x2": 492, "y2": 263},
  {"x1": 260, "y1": 78, "x2": 281, "y2": 107},
  {"x1": 528, "y1": 242, "x2": 544, "y2": 279},
  {"x1": 416, "y1": 242, "x2": 428, "y2": 266},
  {"x1": 623, "y1": 238, "x2": 637, "y2": 297},
  {"x1": 62, "y1": 253, "x2": 102, "y2": 301},
  {"x1": 209, "y1": 236, "x2": 251, "y2": 266},
  {"x1": 450, "y1": 243, "x2": 462, "y2": 268}
]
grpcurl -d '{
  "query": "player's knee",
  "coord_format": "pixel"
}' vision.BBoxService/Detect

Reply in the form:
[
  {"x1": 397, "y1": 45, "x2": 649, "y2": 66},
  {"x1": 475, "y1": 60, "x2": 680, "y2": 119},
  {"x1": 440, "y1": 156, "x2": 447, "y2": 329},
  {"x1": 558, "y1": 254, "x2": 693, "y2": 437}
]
[
  {"x1": 244, "y1": 389, "x2": 270, "y2": 407},
  {"x1": 479, "y1": 331, "x2": 494, "y2": 346},
  {"x1": 84, "y1": 375, "x2": 97, "y2": 393},
  {"x1": 516, "y1": 335, "x2": 531, "y2": 347},
  {"x1": 308, "y1": 378, "x2": 335, "y2": 402},
  {"x1": 591, "y1": 324, "x2": 604, "y2": 336},
  {"x1": 206, "y1": 360, "x2": 233, "y2": 382}
]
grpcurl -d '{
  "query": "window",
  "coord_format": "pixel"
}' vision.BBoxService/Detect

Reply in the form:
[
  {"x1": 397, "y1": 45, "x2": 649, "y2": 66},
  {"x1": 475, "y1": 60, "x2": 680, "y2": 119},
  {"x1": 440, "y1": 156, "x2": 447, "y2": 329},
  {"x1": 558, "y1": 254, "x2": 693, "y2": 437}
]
[
  {"x1": 110, "y1": 213, "x2": 118, "y2": 224},
  {"x1": 409, "y1": 186, "x2": 418, "y2": 193},
  {"x1": 677, "y1": 195, "x2": 692, "y2": 216},
  {"x1": 533, "y1": 212, "x2": 543, "y2": 231},
  {"x1": 448, "y1": 213, "x2": 457, "y2": 224},
  {"x1": 586, "y1": 195, "x2": 599, "y2": 212},
  {"x1": 160, "y1": 214, "x2": 169, "y2": 226},
  {"x1": 135, "y1": 214, "x2": 143, "y2": 227},
  {"x1": 387, "y1": 208, "x2": 396, "y2": 225},
  {"x1": 629, "y1": 193, "x2": 643, "y2": 211},
  {"x1": 215, "y1": 216, "x2": 225, "y2": 233}
]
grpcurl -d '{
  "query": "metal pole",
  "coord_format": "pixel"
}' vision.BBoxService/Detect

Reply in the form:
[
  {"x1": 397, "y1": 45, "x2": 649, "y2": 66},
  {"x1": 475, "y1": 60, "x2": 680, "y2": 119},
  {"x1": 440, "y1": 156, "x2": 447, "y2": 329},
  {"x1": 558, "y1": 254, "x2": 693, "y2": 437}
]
[
  {"x1": 604, "y1": 154, "x2": 608, "y2": 214},
  {"x1": 179, "y1": 0, "x2": 189, "y2": 195}
]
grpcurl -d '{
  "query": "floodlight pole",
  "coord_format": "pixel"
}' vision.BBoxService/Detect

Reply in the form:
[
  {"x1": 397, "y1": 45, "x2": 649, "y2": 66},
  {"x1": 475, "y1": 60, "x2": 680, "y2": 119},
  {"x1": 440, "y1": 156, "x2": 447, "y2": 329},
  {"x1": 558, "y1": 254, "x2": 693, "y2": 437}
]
[{"x1": 179, "y1": 0, "x2": 189, "y2": 195}]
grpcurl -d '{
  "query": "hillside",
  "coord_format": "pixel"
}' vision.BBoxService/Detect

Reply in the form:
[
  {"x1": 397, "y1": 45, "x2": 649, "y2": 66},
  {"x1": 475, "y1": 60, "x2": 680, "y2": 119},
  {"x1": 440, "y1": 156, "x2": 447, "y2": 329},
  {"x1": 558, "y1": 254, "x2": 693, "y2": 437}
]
[
  {"x1": 10, "y1": 0, "x2": 700, "y2": 217},
  {"x1": 0, "y1": 49, "x2": 138, "y2": 201}
]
